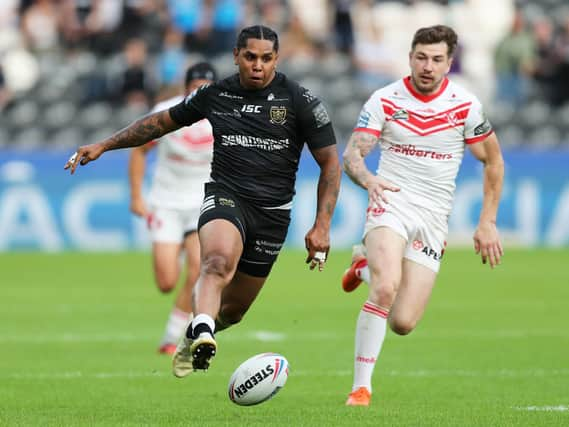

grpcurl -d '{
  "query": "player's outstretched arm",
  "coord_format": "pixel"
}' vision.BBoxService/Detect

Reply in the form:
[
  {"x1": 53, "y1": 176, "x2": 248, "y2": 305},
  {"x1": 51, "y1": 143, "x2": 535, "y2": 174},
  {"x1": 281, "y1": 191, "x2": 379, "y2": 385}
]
[
  {"x1": 469, "y1": 132, "x2": 505, "y2": 268},
  {"x1": 64, "y1": 110, "x2": 181, "y2": 174},
  {"x1": 342, "y1": 130, "x2": 400, "y2": 205},
  {"x1": 128, "y1": 143, "x2": 155, "y2": 217},
  {"x1": 305, "y1": 144, "x2": 341, "y2": 271}
]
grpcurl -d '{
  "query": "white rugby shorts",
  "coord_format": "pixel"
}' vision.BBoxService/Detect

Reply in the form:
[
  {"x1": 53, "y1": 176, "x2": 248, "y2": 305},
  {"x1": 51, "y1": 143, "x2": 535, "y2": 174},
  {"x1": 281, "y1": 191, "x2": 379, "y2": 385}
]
[
  {"x1": 146, "y1": 205, "x2": 201, "y2": 243},
  {"x1": 363, "y1": 191, "x2": 448, "y2": 272}
]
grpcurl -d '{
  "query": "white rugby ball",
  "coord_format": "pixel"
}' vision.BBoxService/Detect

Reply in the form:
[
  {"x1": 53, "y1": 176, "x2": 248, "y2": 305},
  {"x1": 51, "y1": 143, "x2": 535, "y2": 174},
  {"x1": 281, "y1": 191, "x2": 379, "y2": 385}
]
[{"x1": 228, "y1": 353, "x2": 289, "y2": 406}]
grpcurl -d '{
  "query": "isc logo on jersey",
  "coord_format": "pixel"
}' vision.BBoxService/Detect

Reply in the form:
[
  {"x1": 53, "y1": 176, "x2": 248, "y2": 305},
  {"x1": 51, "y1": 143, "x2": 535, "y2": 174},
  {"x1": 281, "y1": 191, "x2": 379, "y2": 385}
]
[{"x1": 242, "y1": 104, "x2": 262, "y2": 113}]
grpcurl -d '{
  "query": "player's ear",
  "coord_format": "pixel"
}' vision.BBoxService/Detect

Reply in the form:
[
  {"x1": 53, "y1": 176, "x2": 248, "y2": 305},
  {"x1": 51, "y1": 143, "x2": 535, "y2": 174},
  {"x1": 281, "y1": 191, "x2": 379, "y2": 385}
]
[
  {"x1": 233, "y1": 47, "x2": 239, "y2": 65},
  {"x1": 446, "y1": 56, "x2": 453, "y2": 74}
]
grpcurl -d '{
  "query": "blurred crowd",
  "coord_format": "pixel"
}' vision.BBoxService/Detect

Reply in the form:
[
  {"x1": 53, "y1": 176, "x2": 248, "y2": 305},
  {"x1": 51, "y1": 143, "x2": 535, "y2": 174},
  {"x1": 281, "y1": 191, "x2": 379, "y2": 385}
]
[{"x1": 1, "y1": 0, "x2": 569, "y2": 149}]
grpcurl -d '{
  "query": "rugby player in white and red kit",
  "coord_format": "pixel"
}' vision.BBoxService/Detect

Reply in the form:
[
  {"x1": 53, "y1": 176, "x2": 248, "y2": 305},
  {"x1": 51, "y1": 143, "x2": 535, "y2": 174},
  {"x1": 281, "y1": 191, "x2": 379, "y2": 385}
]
[
  {"x1": 128, "y1": 63, "x2": 217, "y2": 355},
  {"x1": 341, "y1": 25, "x2": 504, "y2": 406}
]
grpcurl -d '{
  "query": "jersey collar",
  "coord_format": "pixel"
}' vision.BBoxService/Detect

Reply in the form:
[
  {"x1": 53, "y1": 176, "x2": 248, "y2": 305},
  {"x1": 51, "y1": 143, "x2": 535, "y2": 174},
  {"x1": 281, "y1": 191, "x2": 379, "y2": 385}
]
[{"x1": 403, "y1": 75, "x2": 449, "y2": 103}]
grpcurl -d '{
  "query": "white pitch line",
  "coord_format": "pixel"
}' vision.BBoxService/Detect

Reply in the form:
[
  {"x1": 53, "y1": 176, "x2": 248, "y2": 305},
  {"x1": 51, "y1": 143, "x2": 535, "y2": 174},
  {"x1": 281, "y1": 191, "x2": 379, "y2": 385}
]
[
  {"x1": 1, "y1": 329, "x2": 568, "y2": 344},
  {"x1": 513, "y1": 405, "x2": 569, "y2": 412},
  {"x1": 4, "y1": 368, "x2": 569, "y2": 381}
]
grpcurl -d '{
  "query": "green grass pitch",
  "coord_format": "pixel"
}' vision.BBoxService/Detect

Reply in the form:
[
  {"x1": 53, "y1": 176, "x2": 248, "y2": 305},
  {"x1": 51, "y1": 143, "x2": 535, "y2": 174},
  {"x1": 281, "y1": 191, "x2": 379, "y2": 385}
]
[{"x1": 1, "y1": 248, "x2": 568, "y2": 426}]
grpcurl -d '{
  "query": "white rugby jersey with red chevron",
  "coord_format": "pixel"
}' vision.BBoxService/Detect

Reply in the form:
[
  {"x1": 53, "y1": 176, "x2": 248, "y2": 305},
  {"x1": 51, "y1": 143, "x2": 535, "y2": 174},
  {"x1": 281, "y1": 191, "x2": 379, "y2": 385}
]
[
  {"x1": 147, "y1": 96, "x2": 213, "y2": 209},
  {"x1": 354, "y1": 76, "x2": 493, "y2": 215}
]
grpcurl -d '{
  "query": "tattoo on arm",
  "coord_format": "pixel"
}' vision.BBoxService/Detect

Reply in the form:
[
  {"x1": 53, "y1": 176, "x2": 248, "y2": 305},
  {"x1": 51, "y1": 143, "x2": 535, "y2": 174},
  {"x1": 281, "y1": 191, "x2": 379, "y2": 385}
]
[
  {"x1": 103, "y1": 110, "x2": 180, "y2": 151},
  {"x1": 342, "y1": 132, "x2": 378, "y2": 189},
  {"x1": 311, "y1": 146, "x2": 342, "y2": 226}
]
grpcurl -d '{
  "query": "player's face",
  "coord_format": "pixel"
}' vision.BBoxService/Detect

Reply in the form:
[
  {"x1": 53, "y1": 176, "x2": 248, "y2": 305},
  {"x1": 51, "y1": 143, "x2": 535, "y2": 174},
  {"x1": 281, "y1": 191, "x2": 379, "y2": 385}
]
[
  {"x1": 409, "y1": 42, "x2": 452, "y2": 95},
  {"x1": 234, "y1": 38, "x2": 279, "y2": 89}
]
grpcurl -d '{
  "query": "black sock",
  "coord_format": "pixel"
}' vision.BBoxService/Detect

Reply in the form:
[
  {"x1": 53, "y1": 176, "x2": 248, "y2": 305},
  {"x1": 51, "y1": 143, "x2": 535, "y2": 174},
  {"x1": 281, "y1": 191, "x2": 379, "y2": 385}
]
[{"x1": 187, "y1": 322, "x2": 214, "y2": 339}]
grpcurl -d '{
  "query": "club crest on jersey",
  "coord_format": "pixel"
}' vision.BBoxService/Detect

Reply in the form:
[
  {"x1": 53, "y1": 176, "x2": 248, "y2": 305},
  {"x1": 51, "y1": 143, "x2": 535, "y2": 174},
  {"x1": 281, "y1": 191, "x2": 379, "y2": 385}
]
[
  {"x1": 446, "y1": 111, "x2": 458, "y2": 126},
  {"x1": 392, "y1": 109, "x2": 408, "y2": 120},
  {"x1": 270, "y1": 106, "x2": 287, "y2": 125}
]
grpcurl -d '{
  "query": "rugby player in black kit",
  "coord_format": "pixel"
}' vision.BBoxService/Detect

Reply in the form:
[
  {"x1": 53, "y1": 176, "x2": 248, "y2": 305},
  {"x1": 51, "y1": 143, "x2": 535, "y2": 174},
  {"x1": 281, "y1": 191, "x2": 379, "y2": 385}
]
[{"x1": 64, "y1": 25, "x2": 341, "y2": 377}]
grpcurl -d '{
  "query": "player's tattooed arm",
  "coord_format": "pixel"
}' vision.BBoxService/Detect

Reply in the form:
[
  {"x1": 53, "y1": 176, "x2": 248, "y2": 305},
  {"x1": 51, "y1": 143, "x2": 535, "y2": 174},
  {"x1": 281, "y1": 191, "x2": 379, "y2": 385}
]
[
  {"x1": 312, "y1": 145, "x2": 342, "y2": 221},
  {"x1": 305, "y1": 144, "x2": 342, "y2": 267},
  {"x1": 102, "y1": 110, "x2": 181, "y2": 151},
  {"x1": 342, "y1": 131, "x2": 378, "y2": 189},
  {"x1": 65, "y1": 110, "x2": 182, "y2": 174}
]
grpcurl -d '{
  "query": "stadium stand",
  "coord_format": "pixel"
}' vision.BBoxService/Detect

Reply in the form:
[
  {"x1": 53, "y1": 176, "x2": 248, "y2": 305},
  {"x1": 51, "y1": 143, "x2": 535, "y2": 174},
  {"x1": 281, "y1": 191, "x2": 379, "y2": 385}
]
[{"x1": 1, "y1": 0, "x2": 569, "y2": 150}]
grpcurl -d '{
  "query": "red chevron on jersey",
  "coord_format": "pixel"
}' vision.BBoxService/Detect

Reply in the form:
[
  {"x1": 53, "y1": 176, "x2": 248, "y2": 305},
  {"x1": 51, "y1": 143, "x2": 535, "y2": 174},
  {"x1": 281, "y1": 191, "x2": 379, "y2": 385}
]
[{"x1": 381, "y1": 98, "x2": 471, "y2": 136}]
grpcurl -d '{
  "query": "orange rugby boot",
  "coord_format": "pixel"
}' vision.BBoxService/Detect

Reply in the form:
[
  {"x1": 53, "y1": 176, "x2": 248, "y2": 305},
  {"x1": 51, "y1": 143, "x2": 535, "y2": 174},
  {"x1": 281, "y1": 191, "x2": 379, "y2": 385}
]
[
  {"x1": 346, "y1": 387, "x2": 371, "y2": 406},
  {"x1": 342, "y1": 258, "x2": 367, "y2": 293},
  {"x1": 158, "y1": 343, "x2": 177, "y2": 355}
]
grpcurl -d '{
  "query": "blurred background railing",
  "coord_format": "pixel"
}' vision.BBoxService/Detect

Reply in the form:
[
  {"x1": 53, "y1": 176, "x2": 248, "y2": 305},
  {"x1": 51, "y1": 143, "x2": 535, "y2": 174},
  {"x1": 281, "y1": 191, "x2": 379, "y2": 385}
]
[{"x1": 1, "y1": 0, "x2": 568, "y2": 250}]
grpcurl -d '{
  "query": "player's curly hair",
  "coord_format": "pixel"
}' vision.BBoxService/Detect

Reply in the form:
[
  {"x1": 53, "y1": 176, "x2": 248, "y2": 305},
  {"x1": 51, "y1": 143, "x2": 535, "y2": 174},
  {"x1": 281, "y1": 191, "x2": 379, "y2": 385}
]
[
  {"x1": 236, "y1": 25, "x2": 279, "y2": 52},
  {"x1": 411, "y1": 25, "x2": 458, "y2": 57}
]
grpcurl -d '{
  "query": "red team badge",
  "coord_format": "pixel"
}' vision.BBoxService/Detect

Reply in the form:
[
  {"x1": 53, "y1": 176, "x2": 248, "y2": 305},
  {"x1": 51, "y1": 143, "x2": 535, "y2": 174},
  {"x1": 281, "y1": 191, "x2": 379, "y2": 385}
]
[
  {"x1": 412, "y1": 239, "x2": 424, "y2": 250},
  {"x1": 366, "y1": 206, "x2": 385, "y2": 218}
]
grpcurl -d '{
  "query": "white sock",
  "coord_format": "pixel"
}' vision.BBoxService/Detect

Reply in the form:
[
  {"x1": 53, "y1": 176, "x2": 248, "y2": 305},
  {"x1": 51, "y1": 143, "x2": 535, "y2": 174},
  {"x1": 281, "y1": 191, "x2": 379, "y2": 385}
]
[
  {"x1": 352, "y1": 301, "x2": 389, "y2": 393},
  {"x1": 161, "y1": 308, "x2": 192, "y2": 345},
  {"x1": 192, "y1": 313, "x2": 216, "y2": 336},
  {"x1": 358, "y1": 264, "x2": 371, "y2": 283}
]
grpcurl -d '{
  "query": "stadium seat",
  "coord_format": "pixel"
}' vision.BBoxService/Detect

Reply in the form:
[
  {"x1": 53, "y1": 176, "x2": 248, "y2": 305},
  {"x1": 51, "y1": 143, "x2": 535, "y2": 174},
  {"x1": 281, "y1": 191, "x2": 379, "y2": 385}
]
[
  {"x1": 50, "y1": 127, "x2": 85, "y2": 150},
  {"x1": 11, "y1": 127, "x2": 45, "y2": 150},
  {"x1": 43, "y1": 101, "x2": 76, "y2": 132},
  {"x1": 517, "y1": 101, "x2": 552, "y2": 129},
  {"x1": 496, "y1": 124, "x2": 525, "y2": 148},
  {"x1": 528, "y1": 126, "x2": 562, "y2": 148},
  {"x1": 5, "y1": 100, "x2": 39, "y2": 128},
  {"x1": 78, "y1": 102, "x2": 114, "y2": 131}
]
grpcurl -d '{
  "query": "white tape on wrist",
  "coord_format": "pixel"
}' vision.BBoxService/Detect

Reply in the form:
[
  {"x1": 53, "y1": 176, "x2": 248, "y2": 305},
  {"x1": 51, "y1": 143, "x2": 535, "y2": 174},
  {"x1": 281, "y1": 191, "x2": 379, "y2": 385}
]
[{"x1": 314, "y1": 251, "x2": 326, "y2": 262}]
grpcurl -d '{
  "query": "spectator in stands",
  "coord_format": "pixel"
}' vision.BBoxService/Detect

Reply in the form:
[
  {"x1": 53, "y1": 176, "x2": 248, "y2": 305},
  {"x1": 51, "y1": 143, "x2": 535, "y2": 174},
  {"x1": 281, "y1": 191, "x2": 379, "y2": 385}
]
[
  {"x1": 168, "y1": 0, "x2": 211, "y2": 54},
  {"x1": 552, "y1": 14, "x2": 569, "y2": 106},
  {"x1": 330, "y1": 0, "x2": 354, "y2": 55},
  {"x1": 351, "y1": 0, "x2": 397, "y2": 92},
  {"x1": 20, "y1": 0, "x2": 60, "y2": 54},
  {"x1": 156, "y1": 26, "x2": 187, "y2": 91},
  {"x1": 494, "y1": 9, "x2": 536, "y2": 105},
  {"x1": 279, "y1": 13, "x2": 321, "y2": 62},
  {"x1": 209, "y1": 0, "x2": 243, "y2": 55},
  {"x1": 113, "y1": 37, "x2": 157, "y2": 107},
  {"x1": 531, "y1": 15, "x2": 559, "y2": 106},
  {"x1": 0, "y1": 64, "x2": 12, "y2": 111}
]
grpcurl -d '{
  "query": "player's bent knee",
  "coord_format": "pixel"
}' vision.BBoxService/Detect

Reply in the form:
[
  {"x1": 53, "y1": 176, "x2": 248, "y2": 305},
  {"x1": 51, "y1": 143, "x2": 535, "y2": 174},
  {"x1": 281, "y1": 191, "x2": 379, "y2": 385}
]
[
  {"x1": 389, "y1": 317, "x2": 417, "y2": 336},
  {"x1": 201, "y1": 254, "x2": 234, "y2": 281},
  {"x1": 155, "y1": 277, "x2": 177, "y2": 293},
  {"x1": 368, "y1": 282, "x2": 397, "y2": 306}
]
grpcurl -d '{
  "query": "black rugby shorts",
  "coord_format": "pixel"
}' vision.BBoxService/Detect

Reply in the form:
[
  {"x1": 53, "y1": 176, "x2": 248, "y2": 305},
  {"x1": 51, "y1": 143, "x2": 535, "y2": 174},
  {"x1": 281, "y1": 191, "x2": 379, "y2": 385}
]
[{"x1": 198, "y1": 182, "x2": 291, "y2": 277}]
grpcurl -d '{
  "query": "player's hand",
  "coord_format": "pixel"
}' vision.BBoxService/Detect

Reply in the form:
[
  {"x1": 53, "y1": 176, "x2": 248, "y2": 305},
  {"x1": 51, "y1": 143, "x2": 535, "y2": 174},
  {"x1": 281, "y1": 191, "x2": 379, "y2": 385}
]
[
  {"x1": 367, "y1": 177, "x2": 400, "y2": 205},
  {"x1": 64, "y1": 143, "x2": 106, "y2": 174},
  {"x1": 473, "y1": 221, "x2": 503, "y2": 268},
  {"x1": 304, "y1": 226, "x2": 330, "y2": 272},
  {"x1": 130, "y1": 197, "x2": 148, "y2": 217}
]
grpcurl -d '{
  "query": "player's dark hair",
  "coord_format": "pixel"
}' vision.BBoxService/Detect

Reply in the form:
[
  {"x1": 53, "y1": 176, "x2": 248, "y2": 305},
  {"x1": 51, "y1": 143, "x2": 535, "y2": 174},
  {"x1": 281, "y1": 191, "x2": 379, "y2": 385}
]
[
  {"x1": 184, "y1": 62, "x2": 217, "y2": 86},
  {"x1": 411, "y1": 25, "x2": 458, "y2": 57},
  {"x1": 236, "y1": 25, "x2": 279, "y2": 52}
]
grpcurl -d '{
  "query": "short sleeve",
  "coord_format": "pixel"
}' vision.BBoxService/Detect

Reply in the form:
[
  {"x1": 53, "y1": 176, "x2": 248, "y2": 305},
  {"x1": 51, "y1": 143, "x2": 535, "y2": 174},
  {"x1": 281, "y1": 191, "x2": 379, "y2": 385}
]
[
  {"x1": 464, "y1": 97, "x2": 493, "y2": 144},
  {"x1": 353, "y1": 91, "x2": 385, "y2": 138},
  {"x1": 169, "y1": 84, "x2": 210, "y2": 126},
  {"x1": 296, "y1": 87, "x2": 336, "y2": 149}
]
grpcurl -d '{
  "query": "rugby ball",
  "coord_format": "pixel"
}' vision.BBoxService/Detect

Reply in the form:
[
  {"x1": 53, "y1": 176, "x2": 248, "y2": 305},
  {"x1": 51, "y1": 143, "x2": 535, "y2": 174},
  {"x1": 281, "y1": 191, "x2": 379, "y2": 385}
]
[{"x1": 228, "y1": 353, "x2": 289, "y2": 406}]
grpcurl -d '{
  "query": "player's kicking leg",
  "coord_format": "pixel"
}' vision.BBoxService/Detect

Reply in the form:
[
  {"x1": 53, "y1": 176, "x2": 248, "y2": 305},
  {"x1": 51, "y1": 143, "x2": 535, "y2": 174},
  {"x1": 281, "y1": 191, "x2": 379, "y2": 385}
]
[{"x1": 172, "y1": 218, "x2": 242, "y2": 377}]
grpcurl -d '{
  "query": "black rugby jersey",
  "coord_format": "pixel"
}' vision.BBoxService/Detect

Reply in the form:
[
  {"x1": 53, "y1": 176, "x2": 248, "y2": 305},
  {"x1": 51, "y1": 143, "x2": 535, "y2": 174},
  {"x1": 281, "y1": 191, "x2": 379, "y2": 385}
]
[{"x1": 169, "y1": 72, "x2": 336, "y2": 207}]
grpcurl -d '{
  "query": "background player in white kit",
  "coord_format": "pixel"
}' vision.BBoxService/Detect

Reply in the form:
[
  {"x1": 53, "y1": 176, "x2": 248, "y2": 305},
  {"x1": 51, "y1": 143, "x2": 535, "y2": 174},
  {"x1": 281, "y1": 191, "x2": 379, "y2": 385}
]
[
  {"x1": 341, "y1": 25, "x2": 504, "y2": 406},
  {"x1": 128, "y1": 62, "x2": 217, "y2": 355}
]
